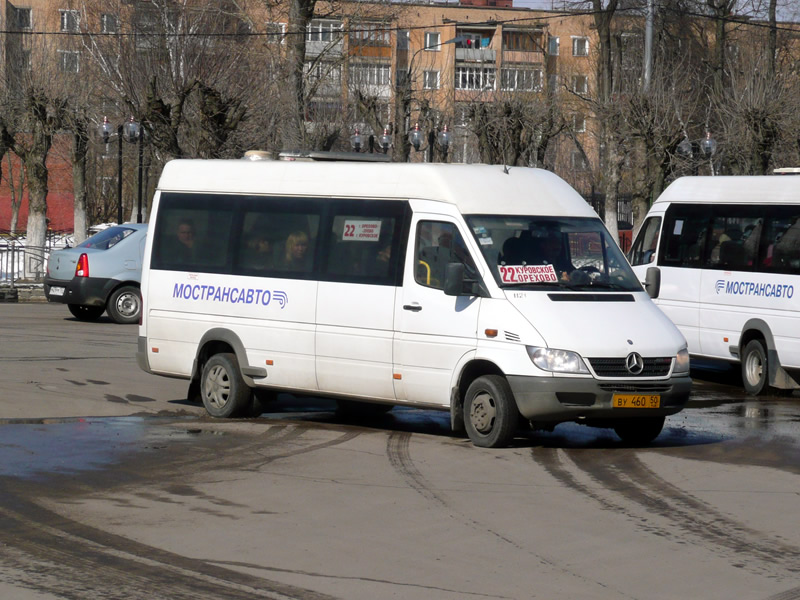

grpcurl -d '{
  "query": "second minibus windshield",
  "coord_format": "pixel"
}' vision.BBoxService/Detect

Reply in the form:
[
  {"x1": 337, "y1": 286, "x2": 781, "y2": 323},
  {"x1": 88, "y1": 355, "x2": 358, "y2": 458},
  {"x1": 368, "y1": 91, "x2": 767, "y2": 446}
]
[{"x1": 466, "y1": 216, "x2": 641, "y2": 291}]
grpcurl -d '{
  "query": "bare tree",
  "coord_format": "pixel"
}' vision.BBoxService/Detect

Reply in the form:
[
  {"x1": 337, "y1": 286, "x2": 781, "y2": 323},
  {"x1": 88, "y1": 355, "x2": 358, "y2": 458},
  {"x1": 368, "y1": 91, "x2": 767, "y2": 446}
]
[
  {"x1": 81, "y1": 0, "x2": 261, "y2": 161},
  {"x1": 0, "y1": 24, "x2": 72, "y2": 277}
]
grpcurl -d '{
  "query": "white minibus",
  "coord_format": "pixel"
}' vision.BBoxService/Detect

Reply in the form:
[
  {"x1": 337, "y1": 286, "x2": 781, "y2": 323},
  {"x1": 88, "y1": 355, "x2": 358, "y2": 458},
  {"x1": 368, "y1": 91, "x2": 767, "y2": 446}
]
[
  {"x1": 137, "y1": 157, "x2": 691, "y2": 447},
  {"x1": 629, "y1": 175, "x2": 800, "y2": 395}
]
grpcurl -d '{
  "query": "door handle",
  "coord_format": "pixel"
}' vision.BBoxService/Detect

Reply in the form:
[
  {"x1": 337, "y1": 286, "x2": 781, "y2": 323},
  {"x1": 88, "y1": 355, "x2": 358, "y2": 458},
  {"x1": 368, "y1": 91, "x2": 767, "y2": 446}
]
[{"x1": 403, "y1": 303, "x2": 422, "y2": 312}]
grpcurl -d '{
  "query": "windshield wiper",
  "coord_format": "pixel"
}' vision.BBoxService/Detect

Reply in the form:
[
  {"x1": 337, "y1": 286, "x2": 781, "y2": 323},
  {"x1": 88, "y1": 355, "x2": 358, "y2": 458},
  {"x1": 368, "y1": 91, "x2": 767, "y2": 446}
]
[
  {"x1": 500, "y1": 280, "x2": 573, "y2": 290},
  {"x1": 583, "y1": 280, "x2": 636, "y2": 291}
]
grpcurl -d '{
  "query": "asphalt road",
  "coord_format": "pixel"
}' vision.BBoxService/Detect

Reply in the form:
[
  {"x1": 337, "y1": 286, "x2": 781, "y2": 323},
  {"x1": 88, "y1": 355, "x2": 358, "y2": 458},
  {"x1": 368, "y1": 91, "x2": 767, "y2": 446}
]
[{"x1": 1, "y1": 303, "x2": 799, "y2": 600}]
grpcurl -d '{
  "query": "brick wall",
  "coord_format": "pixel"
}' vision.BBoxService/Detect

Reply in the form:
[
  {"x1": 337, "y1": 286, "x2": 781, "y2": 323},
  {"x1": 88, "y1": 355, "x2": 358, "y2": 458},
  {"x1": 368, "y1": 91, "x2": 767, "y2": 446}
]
[{"x1": 0, "y1": 135, "x2": 75, "y2": 233}]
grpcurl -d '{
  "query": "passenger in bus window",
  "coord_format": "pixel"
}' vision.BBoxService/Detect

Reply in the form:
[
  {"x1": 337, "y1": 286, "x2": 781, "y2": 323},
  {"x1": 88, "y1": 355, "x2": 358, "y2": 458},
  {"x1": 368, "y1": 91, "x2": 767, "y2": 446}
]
[
  {"x1": 171, "y1": 219, "x2": 197, "y2": 263},
  {"x1": 241, "y1": 232, "x2": 274, "y2": 270},
  {"x1": 283, "y1": 230, "x2": 312, "y2": 271}
]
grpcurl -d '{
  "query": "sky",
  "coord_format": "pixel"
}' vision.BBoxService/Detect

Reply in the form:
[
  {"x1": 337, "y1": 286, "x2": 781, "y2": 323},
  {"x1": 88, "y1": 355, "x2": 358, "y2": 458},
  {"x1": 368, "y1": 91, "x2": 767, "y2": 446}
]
[{"x1": 511, "y1": 0, "x2": 800, "y2": 21}]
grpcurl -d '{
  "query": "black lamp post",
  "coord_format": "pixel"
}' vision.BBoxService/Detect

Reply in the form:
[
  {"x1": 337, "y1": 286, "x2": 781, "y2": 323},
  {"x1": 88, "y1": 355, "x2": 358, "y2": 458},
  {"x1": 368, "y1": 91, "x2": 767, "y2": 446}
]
[
  {"x1": 677, "y1": 130, "x2": 718, "y2": 176},
  {"x1": 378, "y1": 127, "x2": 392, "y2": 154},
  {"x1": 99, "y1": 116, "x2": 144, "y2": 224},
  {"x1": 349, "y1": 128, "x2": 363, "y2": 153},
  {"x1": 410, "y1": 123, "x2": 452, "y2": 163}
]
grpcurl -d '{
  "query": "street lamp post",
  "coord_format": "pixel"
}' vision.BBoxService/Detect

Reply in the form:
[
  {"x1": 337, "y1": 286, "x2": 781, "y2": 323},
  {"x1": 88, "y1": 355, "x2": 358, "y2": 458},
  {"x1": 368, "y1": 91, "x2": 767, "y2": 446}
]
[
  {"x1": 396, "y1": 35, "x2": 464, "y2": 161},
  {"x1": 677, "y1": 130, "x2": 718, "y2": 176},
  {"x1": 99, "y1": 116, "x2": 144, "y2": 224},
  {"x1": 700, "y1": 131, "x2": 718, "y2": 176}
]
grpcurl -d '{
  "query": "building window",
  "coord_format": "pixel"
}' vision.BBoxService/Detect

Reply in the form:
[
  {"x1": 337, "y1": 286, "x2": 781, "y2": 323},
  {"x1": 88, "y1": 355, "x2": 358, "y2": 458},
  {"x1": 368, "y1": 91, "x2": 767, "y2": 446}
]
[
  {"x1": 572, "y1": 74, "x2": 588, "y2": 94},
  {"x1": 305, "y1": 61, "x2": 342, "y2": 87},
  {"x1": 456, "y1": 33, "x2": 489, "y2": 49},
  {"x1": 500, "y1": 67, "x2": 542, "y2": 91},
  {"x1": 572, "y1": 37, "x2": 589, "y2": 57},
  {"x1": 266, "y1": 22, "x2": 285, "y2": 43},
  {"x1": 134, "y1": 10, "x2": 159, "y2": 50},
  {"x1": 424, "y1": 32, "x2": 441, "y2": 50},
  {"x1": 423, "y1": 70, "x2": 440, "y2": 90},
  {"x1": 573, "y1": 114, "x2": 586, "y2": 132},
  {"x1": 101, "y1": 14, "x2": 118, "y2": 34},
  {"x1": 350, "y1": 63, "x2": 391, "y2": 86},
  {"x1": 397, "y1": 29, "x2": 409, "y2": 50},
  {"x1": 305, "y1": 101, "x2": 343, "y2": 122},
  {"x1": 306, "y1": 20, "x2": 342, "y2": 43},
  {"x1": 60, "y1": 10, "x2": 80, "y2": 32},
  {"x1": 548, "y1": 36, "x2": 559, "y2": 56},
  {"x1": 350, "y1": 22, "x2": 390, "y2": 46},
  {"x1": 58, "y1": 50, "x2": 80, "y2": 73},
  {"x1": 502, "y1": 31, "x2": 540, "y2": 52},
  {"x1": 455, "y1": 65, "x2": 496, "y2": 91},
  {"x1": 13, "y1": 7, "x2": 32, "y2": 29}
]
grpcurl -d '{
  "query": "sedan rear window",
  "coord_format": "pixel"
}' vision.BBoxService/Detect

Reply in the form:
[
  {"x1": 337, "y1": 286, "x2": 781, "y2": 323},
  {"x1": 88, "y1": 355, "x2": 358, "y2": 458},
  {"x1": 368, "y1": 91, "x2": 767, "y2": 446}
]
[{"x1": 77, "y1": 227, "x2": 136, "y2": 250}]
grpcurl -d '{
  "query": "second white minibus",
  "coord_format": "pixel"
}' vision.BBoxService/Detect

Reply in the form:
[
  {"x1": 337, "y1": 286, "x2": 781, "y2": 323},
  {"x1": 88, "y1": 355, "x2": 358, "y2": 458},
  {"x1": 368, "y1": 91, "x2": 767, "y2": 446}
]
[
  {"x1": 138, "y1": 157, "x2": 691, "y2": 447},
  {"x1": 629, "y1": 175, "x2": 800, "y2": 395}
]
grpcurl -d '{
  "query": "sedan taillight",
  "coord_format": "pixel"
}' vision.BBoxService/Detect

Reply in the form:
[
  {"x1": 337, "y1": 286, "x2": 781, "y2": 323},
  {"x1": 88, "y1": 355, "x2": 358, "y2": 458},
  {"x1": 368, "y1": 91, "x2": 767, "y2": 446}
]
[{"x1": 75, "y1": 253, "x2": 89, "y2": 278}]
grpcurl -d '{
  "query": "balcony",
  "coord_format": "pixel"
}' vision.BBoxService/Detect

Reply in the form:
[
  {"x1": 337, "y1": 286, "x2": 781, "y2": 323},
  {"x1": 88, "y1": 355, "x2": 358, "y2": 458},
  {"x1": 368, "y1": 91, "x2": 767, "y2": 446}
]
[{"x1": 455, "y1": 48, "x2": 496, "y2": 63}]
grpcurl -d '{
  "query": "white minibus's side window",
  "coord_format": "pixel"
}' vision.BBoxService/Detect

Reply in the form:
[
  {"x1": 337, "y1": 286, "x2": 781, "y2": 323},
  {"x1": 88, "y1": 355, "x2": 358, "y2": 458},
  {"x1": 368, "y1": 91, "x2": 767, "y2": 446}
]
[
  {"x1": 237, "y1": 206, "x2": 320, "y2": 275},
  {"x1": 151, "y1": 192, "x2": 323, "y2": 278},
  {"x1": 415, "y1": 221, "x2": 476, "y2": 289},
  {"x1": 629, "y1": 217, "x2": 661, "y2": 266},
  {"x1": 660, "y1": 203, "x2": 800, "y2": 274},
  {"x1": 151, "y1": 195, "x2": 236, "y2": 272},
  {"x1": 660, "y1": 204, "x2": 711, "y2": 268},
  {"x1": 321, "y1": 199, "x2": 408, "y2": 285}
]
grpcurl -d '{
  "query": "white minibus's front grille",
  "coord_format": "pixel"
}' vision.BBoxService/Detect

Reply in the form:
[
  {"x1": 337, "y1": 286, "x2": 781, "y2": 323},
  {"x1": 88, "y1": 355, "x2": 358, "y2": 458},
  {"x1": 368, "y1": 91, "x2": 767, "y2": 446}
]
[
  {"x1": 588, "y1": 357, "x2": 672, "y2": 377},
  {"x1": 597, "y1": 383, "x2": 671, "y2": 393}
]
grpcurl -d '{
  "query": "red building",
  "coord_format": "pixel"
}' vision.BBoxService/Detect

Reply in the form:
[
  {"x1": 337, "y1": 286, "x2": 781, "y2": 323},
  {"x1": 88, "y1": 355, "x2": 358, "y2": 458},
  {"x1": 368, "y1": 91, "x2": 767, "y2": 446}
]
[{"x1": 0, "y1": 135, "x2": 75, "y2": 233}]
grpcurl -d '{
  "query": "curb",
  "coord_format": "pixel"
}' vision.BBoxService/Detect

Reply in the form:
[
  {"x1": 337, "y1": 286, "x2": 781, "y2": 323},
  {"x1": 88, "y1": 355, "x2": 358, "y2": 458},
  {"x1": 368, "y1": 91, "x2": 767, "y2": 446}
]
[{"x1": 0, "y1": 284, "x2": 48, "y2": 303}]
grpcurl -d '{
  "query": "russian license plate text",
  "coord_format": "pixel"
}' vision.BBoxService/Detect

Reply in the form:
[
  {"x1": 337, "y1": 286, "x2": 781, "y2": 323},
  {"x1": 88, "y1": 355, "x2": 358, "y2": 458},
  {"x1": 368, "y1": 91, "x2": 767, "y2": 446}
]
[{"x1": 613, "y1": 394, "x2": 661, "y2": 408}]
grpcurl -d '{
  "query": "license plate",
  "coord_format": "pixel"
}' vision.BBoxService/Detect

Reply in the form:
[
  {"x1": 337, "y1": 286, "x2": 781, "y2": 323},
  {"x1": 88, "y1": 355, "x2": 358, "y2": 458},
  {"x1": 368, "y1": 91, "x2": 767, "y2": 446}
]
[
  {"x1": 613, "y1": 394, "x2": 661, "y2": 408},
  {"x1": 49, "y1": 286, "x2": 65, "y2": 297}
]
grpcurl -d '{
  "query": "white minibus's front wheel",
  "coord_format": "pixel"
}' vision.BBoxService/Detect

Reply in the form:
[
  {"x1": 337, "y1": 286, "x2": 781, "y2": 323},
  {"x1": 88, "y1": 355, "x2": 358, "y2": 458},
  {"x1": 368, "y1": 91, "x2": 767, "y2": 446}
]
[
  {"x1": 741, "y1": 339, "x2": 768, "y2": 395},
  {"x1": 463, "y1": 375, "x2": 520, "y2": 448}
]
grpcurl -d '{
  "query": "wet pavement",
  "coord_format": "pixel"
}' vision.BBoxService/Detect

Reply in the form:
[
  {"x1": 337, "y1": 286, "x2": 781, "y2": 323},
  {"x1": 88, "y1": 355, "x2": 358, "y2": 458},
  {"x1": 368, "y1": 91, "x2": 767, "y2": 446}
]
[{"x1": 2, "y1": 304, "x2": 800, "y2": 600}]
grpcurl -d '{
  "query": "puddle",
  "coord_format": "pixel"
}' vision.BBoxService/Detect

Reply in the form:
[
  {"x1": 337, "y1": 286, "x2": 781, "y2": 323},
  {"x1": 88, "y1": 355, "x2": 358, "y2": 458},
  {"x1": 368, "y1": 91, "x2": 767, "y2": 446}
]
[{"x1": 0, "y1": 417, "x2": 203, "y2": 480}]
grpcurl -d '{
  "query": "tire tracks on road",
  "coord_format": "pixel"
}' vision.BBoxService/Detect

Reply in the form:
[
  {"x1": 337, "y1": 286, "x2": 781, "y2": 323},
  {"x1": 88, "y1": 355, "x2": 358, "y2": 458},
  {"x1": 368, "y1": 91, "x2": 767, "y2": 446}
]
[{"x1": 535, "y1": 447, "x2": 800, "y2": 580}]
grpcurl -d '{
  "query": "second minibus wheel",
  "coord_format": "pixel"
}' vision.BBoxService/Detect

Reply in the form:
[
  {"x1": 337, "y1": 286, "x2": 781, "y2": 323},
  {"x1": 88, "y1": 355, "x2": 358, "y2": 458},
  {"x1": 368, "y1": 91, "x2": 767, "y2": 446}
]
[
  {"x1": 200, "y1": 353, "x2": 251, "y2": 418},
  {"x1": 741, "y1": 339, "x2": 768, "y2": 395},
  {"x1": 463, "y1": 375, "x2": 520, "y2": 448}
]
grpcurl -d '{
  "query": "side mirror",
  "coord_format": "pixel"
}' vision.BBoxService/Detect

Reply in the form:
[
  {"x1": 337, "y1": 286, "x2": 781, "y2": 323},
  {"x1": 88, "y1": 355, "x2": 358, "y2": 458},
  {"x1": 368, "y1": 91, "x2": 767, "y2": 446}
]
[
  {"x1": 644, "y1": 266, "x2": 661, "y2": 299},
  {"x1": 444, "y1": 263, "x2": 466, "y2": 296}
]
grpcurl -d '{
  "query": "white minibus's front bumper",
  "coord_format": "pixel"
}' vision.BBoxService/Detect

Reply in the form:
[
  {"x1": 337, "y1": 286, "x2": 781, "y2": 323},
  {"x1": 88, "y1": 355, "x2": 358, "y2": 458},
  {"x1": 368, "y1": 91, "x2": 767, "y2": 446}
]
[{"x1": 507, "y1": 374, "x2": 692, "y2": 427}]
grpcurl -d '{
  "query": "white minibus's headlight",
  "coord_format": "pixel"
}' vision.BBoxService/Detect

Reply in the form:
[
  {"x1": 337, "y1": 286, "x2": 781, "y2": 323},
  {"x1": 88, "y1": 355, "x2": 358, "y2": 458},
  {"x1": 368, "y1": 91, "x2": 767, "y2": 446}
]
[
  {"x1": 674, "y1": 347, "x2": 690, "y2": 374},
  {"x1": 526, "y1": 346, "x2": 590, "y2": 374}
]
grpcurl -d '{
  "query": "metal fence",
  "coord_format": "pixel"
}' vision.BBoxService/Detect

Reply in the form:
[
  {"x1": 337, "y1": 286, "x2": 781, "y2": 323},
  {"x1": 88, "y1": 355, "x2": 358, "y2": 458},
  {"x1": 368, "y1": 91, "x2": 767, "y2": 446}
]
[{"x1": 0, "y1": 231, "x2": 71, "y2": 286}]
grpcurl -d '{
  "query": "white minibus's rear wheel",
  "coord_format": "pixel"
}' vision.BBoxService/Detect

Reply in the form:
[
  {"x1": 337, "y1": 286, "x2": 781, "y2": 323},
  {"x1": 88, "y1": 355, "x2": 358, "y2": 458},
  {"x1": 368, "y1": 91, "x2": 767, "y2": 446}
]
[
  {"x1": 613, "y1": 416, "x2": 665, "y2": 445},
  {"x1": 200, "y1": 353, "x2": 250, "y2": 418},
  {"x1": 463, "y1": 375, "x2": 519, "y2": 448},
  {"x1": 742, "y1": 339, "x2": 769, "y2": 395}
]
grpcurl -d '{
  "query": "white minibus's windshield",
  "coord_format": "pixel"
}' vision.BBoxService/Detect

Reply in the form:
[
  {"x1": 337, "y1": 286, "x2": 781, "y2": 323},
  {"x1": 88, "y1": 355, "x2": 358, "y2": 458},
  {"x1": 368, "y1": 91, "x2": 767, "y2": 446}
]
[{"x1": 466, "y1": 215, "x2": 642, "y2": 291}]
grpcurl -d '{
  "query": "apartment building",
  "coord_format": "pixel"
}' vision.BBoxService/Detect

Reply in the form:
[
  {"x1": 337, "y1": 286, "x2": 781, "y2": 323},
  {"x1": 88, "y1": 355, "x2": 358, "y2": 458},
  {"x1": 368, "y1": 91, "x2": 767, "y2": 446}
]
[{"x1": 0, "y1": 0, "x2": 600, "y2": 230}]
